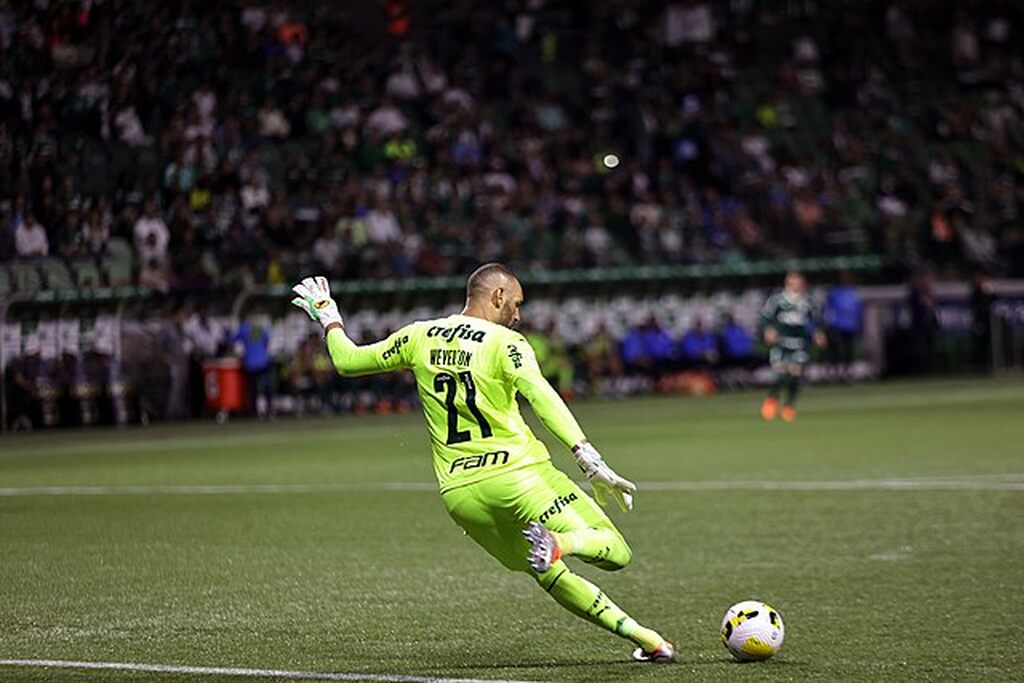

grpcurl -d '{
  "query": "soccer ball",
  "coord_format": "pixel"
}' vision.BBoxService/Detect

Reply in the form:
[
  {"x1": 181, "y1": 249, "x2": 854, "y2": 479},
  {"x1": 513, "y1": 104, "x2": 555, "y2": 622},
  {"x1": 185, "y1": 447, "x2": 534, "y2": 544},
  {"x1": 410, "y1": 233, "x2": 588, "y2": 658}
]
[{"x1": 720, "y1": 600, "x2": 785, "y2": 661}]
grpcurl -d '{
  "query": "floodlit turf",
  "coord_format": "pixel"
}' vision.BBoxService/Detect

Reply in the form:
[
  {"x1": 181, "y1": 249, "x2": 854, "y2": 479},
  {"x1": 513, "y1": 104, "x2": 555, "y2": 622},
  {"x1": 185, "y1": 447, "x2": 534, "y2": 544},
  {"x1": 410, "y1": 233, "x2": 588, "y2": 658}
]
[{"x1": 1, "y1": 377, "x2": 1023, "y2": 682}]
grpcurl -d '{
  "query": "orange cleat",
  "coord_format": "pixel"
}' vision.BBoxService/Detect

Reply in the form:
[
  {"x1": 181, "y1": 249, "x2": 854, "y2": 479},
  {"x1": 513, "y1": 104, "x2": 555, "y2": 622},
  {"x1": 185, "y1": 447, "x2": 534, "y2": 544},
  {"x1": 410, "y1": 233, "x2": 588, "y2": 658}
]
[
  {"x1": 781, "y1": 405, "x2": 797, "y2": 422},
  {"x1": 523, "y1": 522, "x2": 562, "y2": 572},
  {"x1": 760, "y1": 397, "x2": 779, "y2": 421}
]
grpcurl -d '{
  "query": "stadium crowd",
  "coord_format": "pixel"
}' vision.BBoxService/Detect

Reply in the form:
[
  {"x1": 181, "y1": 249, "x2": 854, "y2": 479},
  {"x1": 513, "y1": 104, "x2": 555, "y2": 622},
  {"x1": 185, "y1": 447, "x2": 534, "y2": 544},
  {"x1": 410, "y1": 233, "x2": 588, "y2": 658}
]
[{"x1": 1, "y1": 0, "x2": 1023, "y2": 294}]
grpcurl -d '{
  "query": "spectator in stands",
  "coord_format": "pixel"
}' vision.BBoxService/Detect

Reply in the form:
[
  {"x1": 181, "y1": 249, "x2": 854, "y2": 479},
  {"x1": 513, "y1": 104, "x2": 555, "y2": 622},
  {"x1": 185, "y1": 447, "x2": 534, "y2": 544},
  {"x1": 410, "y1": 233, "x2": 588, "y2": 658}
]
[
  {"x1": 0, "y1": 214, "x2": 15, "y2": 261},
  {"x1": 621, "y1": 315, "x2": 675, "y2": 377},
  {"x1": 52, "y1": 208, "x2": 81, "y2": 259},
  {"x1": 909, "y1": 271, "x2": 940, "y2": 374},
  {"x1": 230, "y1": 316, "x2": 275, "y2": 421},
  {"x1": 6, "y1": 338, "x2": 45, "y2": 429},
  {"x1": 15, "y1": 212, "x2": 48, "y2": 258},
  {"x1": 138, "y1": 258, "x2": 171, "y2": 294},
  {"x1": 240, "y1": 174, "x2": 271, "y2": 217},
  {"x1": 312, "y1": 227, "x2": 343, "y2": 276},
  {"x1": 969, "y1": 270, "x2": 994, "y2": 372},
  {"x1": 258, "y1": 99, "x2": 291, "y2": 139},
  {"x1": 133, "y1": 199, "x2": 169, "y2": 266},
  {"x1": 182, "y1": 306, "x2": 223, "y2": 419},
  {"x1": 74, "y1": 209, "x2": 110, "y2": 260},
  {"x1": 365, "y1": 96, "x2": 408, "y2": 138},
  {"x1": 288, "y1": 333, "x2": 335, "y2": 414},
  {"x1": 0, "y1": 0, "x2": 1022, "y2": 291},
  {"x1": 718, "y1": 313, "x2": 758, "y2": 368},
  {"x1": 366, "y1": 196, "x2": 402, "y2": 245},
  {"x1": 164, "y1": 306, "x2": 192, "y2": 421},
  {"x1": 824, "y1": 271, "x2": 864, "y2": 381}
]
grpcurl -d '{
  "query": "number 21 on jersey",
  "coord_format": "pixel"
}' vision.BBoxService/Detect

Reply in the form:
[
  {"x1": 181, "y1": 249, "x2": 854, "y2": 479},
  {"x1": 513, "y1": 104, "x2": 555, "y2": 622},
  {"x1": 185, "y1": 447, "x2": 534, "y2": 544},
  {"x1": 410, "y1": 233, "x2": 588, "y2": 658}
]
[{"x1": 433, "y1": 371, "x2": 493, "y2": 444}]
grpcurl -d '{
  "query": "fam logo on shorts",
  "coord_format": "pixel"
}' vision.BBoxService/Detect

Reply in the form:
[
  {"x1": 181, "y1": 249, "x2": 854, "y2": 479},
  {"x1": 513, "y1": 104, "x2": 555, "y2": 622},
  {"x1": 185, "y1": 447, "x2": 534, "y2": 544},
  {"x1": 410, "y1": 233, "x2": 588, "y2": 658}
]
[{"x1": 538, "y1": 492, "x2": 578, "y2": 524}]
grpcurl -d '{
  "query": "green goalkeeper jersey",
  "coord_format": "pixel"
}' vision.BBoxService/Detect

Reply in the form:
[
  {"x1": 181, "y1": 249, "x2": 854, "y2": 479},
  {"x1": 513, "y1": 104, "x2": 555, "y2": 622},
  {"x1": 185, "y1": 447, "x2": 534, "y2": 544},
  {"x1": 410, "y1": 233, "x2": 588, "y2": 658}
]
[{"x1": 325, "y1": 314, "x2": 586, "y2": 493}]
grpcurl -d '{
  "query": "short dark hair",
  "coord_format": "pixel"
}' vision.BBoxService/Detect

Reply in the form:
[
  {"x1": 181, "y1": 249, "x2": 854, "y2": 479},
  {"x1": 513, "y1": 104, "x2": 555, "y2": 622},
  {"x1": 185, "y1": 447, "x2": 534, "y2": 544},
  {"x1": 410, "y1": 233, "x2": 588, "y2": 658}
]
[{"x1": 466, "y1": 262, "x2": 517, "y2": 300}]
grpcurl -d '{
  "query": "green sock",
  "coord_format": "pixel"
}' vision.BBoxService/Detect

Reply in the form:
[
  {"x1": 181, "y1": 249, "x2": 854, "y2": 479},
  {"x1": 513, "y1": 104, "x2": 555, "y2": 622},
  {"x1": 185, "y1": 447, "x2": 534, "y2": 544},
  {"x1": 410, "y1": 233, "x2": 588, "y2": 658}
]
[
  {"x1": 539, "y1": 561, "x2": 663, "y2": 650},
  {"x1": 769, "y1": 374, "x2": 786, "y2": 398},
  {"x1": 786, "y1": 374, "x2": 801, "y2": 406}
]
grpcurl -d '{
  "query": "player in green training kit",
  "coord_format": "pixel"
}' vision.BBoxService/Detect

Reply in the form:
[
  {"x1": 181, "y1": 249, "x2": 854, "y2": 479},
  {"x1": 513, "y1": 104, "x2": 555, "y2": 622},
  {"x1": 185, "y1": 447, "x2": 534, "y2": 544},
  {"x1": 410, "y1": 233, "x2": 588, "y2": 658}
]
[
  {"x1": 760, "y1": 270, "x2": 825, "y2": 422},
  {"x1": 290, "y1": 264, "x2": 675, "y2": 663}
]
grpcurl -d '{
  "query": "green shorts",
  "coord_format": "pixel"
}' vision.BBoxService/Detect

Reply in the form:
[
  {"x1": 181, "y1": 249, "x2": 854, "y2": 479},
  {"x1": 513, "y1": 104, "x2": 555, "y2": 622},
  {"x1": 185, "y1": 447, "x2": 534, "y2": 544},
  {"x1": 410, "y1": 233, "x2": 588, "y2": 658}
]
[
  {"x1": 769, "y1": 345, "x2": 809, "y2": 367},
  {"x1": 442, "y1": 461, "x2": 624, "y2": 574}
]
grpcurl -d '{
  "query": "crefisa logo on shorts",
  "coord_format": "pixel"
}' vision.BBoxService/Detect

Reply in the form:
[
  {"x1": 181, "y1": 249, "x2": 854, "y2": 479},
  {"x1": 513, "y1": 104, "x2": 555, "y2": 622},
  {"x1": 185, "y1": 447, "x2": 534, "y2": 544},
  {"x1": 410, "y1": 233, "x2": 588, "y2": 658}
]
[{"x1": 538, "y1": 492, "x2": 578, "y2": 524}]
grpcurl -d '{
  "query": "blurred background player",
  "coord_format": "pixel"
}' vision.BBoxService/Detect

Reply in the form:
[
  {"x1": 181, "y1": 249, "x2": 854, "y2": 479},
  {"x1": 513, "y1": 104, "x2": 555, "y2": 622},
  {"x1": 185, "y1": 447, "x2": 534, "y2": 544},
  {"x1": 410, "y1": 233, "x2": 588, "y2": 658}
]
[
  {"x1": 290, "y1": 264, "x2": 675, "y2": 663},
  {"x1": 760, "y1": 271, "x2": 825, "y2": 422},
  {"x1": 823, "y1": 271, "x2": 864, "y2": 382},
  {"x1": 229, "y1": 315, "x2": 275, "y2": 420}
]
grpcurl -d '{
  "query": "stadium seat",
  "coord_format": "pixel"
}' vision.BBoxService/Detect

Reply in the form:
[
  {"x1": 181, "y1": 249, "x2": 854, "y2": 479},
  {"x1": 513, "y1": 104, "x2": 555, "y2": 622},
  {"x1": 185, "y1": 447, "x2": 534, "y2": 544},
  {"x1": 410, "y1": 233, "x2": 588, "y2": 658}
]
[
  {"x1": 72, "y1": 259, "x2": 102, "y2": 288},
  {"x1": 0, "y1": 266, "x2": 11, "y2": 297},
  {"x1": 41, "y1": 259, "x2": 74, "y2": 290},
  {"x1": 106, "y1": 237, "x2": 132, "y2": 260},
  {"x1": 103, "y1": 259, "x2": 133, "y2": 286},
  {"x1": 10, "y1": 263, "x2": 42, "y2": 293},
  {"x1": 103, "y1": 238, "x2": 135, "y2": 286}
]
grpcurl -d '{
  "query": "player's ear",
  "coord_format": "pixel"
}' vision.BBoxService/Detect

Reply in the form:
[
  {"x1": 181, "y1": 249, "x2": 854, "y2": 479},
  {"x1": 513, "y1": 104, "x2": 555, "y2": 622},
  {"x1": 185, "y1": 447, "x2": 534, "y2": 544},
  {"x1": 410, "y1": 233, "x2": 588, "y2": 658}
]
[{"x1": 491, "y1": 287, "x2": 504, "y2": 310}]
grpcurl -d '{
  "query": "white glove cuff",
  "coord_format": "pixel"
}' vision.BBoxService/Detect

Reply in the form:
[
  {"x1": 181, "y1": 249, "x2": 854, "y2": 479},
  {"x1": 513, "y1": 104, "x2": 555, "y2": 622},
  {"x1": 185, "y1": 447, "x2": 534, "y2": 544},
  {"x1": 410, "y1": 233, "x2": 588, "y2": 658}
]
[
  {"x1": 572, "y1": 442, "x2": 604, "y2": 479},
  {"x1": 317, "y1": 306, "x2": 343, "y2": 330}
]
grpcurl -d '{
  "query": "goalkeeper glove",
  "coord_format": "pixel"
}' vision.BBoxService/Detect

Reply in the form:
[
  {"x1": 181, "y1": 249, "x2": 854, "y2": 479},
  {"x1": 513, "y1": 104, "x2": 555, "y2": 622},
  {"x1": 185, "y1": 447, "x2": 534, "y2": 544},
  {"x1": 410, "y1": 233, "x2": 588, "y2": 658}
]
[
  {"x1": 572, "y1": 441, "x2": 637, "y2": 511},
  {"x1": 290, "y1": 276, "x2": 343, "y2": 331}
]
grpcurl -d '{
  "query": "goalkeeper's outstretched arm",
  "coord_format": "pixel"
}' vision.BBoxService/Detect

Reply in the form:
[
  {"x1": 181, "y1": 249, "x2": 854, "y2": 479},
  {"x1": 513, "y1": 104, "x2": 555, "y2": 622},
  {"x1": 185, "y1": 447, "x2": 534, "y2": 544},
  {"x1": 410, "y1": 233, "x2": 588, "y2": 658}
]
[
  {"x1": 324, "y1": 325, "x2": 412, "y2": 377},
  {"x1": 290, "y1": 276, "x2": 412, "y2": 377}
]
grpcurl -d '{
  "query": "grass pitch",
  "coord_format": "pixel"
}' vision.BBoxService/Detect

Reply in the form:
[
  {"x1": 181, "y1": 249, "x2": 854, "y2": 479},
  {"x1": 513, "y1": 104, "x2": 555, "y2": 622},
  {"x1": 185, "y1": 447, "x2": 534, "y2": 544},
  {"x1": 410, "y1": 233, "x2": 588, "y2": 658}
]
[{"x1": 1, "y1": 377, "x2": 1022, "y2": 682}]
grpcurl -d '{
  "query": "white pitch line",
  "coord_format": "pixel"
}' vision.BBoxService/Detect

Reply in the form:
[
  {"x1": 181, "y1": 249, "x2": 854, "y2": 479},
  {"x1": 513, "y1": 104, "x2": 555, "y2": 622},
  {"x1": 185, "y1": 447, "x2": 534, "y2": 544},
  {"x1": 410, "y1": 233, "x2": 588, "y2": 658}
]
[
  {"x1": 0, "y1": 482, "x2": 437, "y2": 497},
  {"x1": 0, "y1": 659, "x2": 544, "y2": 683},
  {"x1": 1, "y1": 476, "x2": 1023, "y2": 497},
  {"x1": 641, "y1": 479, "x2": 1024, "y2": 491}
]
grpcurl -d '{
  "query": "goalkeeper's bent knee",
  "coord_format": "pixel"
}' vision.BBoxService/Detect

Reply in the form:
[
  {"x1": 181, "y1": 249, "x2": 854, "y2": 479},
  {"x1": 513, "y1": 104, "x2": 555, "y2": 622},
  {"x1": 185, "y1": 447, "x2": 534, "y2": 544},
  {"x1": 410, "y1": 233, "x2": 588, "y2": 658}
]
[
  {"x1": 594, "y1": 536, "x2": 632, "y2": 571},
  {"x1": 554, "y1": 527, "x2": 632, "y2": 571}
]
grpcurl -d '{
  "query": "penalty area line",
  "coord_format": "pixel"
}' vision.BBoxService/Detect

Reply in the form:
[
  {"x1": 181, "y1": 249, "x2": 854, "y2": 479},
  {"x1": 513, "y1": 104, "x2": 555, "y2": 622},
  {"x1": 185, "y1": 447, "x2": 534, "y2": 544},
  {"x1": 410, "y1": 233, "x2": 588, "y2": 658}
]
[{"x1": 0, "y1": 659, "x2": 545, "y2": 683}]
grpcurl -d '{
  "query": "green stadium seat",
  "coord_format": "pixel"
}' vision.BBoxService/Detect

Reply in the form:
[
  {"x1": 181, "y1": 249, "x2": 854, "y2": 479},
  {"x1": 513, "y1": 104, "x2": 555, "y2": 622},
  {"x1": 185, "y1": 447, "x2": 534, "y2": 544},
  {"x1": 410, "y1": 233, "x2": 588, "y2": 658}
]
[
  {"x1": 106, "y1": 237, "x2": 133, "y2": 260},
  {"x1": 10, "y1": 263, "x2": 42, "y2": 292},
  {"x1": 103, "y1": 261, "x2": 133, "y2": 286},
  {"x1": 103, "y1": 237, "x2": 135, "y2": 286},
  {"x1": 41, "y1": 258, "x2": 74, "y2": 290},
  {"x1": 0, "y1": 266, "x2": 11, "y2": 297},
  {"x1": 71, "y1": 259, "x2": 102, "y2": 288}
]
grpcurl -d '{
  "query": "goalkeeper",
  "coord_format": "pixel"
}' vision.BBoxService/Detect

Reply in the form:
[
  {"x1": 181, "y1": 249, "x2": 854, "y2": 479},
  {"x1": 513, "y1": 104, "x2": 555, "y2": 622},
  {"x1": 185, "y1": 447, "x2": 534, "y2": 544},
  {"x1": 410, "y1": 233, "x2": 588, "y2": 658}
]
[{"x1": 291, "y1": 264, "x2": 675, "y2": 663}]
